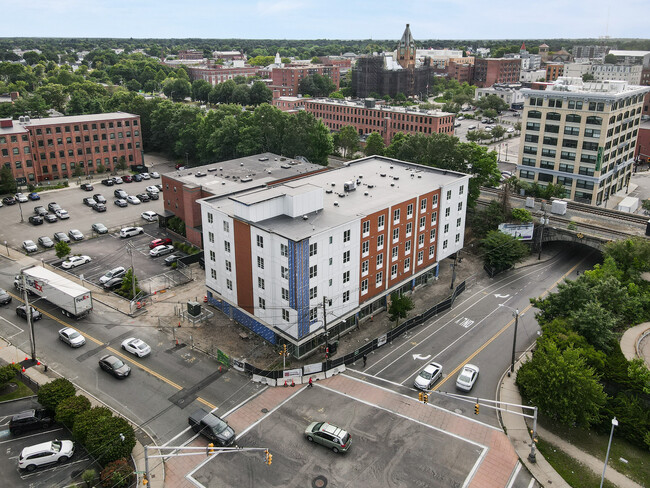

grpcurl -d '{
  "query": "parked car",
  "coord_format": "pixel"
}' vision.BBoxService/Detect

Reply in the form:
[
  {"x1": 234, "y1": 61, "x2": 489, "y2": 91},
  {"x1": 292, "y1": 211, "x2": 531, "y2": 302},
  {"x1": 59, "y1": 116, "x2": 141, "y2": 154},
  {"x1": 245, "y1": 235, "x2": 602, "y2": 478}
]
[
  {"x1": 61, "y1": 255, "x2": 91, "y2": 269},
  {"x1": 114, "y1": 189, "x2": 128, "y2": 199},
  {"x1": 18, "y1": 440, "x2": 75, "y2": 471},
  {"x1": 145, "y1": 185, "x2": 159, "y2": 194},
  {"x1": 414, "y1": 362, "x2": 443, "y2": 390},
  {"x1": 58, "y1": 327, "x2": 86, "y2": 348},
  {"x1": 99, "y1": 266, "x2": 126, "y2": 284},
  {"x1": 133, "y1": 174, "x2": 143, "y2": 182},
  {"x1": 126, "y1": 195, "x2": 141, "y2": 205},
  {"x1": 103, "y1": 276, "x2": 123, "y2": 290},
  {"x1": 114, "y1": 199, "x2": 128, "y2": 207},
  {"x1": 101, "y1": 178, "x2": 115, "y2": 186},
  {"x1": 150, "y1": 237, "x2": 172, "y2": 249},
  {"x1": 120, "y1": 226, "x2": 143, "y2": 238},
  {"x1": 3, "y1": 196, "x2": 17, "y2": 205},
  {"x1": 83, "y1": 197, "x2": 97, "y2": 207},
  {"x1": 15, "y1": 193, "x2": 28, "y2": 203},
  {"x1": 0, "y1": 288, "x2": 12, "y2": 305},
  {"x1": 164, "y1": 254, "x2": 185, "y2": 266},
  {"x1": 47, "y1": 202, "x2": 61, "y2": 212},
  {"x1": 141, "y1": 211, "x2": 157, "y2": 222},
  {"x1": 68, "y1": 229, "x2": 84, "y2": 241},
  {"x1": 136, "y1": 193, "x2": 150, "y2": 203},
  {"x1": 28, "y1": 215, "x2": 43, "y2": 226},
  {"x1": 55, "y1": 208, "x2": 70, "y2": 219},
  {"x1": 140, "y1": 172, "x2": 150, "y2": 180},
  {"x1": 80, "y1": 183, "x2": 94, "y2": 191},
  {"x1": 150, "y1": 244, "x2": 174, "y2": 257},
  {"x1": 23, "y1": 240, "x2": 38, "y2": 253},
  {"x1": 147, "y1": 191, "x2": 159, "y2": 200},
  {"x1": 188, "y1": 408, "x2": 235, "y2": 446},
  {"x1": 38, "y1": 236, "x2": 54, "y2": 248},
  {"x1": 155, "y1": 184, "x2": 163, "y2": 191},
  {"x1": 112, "y1": 176, "x2": 123, "y2": 184},
  {"x1": 93, "y1": 194, "x2": 107, "y2": 204},
  {"x1": 98, "y1": 355, "x2": 131, "y2": 378},
  {"x1": 92, "y1": 223, "x2": 108, "y2": 234},
  {"x1": 34, "y1": 205, "x2": 48, "y2": 216},
  {"x1": 121, "y1": 337, "x2": 151, "y2": 357},
  {"x1": 122, "y1": 175, "x2": 133, "y2": 183},
  {"x1": 506, "y1": 127, "x2": 515, "y2": 133},
  {"x1": 28, "y1": 192, "x2": 40, "y2": 200},
  {"x1": 53, "y1": 232, "x2": 70, "y2": 243},
  {"x1": 92, "y1": 202, "x2": 107, "y2": 212},
  {"x1": 16, "y1": 305, "x2": 42, "y2": 321},
  {"x1": 304, "y1": 422, "x2": 351, "y2": 453},
  {"x1": 150, "y1": 171, "x2": 160, "y2": 178},
  {"x1": 467, "y1": 125, "x2": 477, "y2": 130},
  {"x1": 456, "y1": 364, "x2": 479, "y2": 392},
  {"x1": 44, "y1": 213, "x2": 58, "y2": 223},
  {"x1": 9, "y1": 409, "x2": 52, "y2": 435}
]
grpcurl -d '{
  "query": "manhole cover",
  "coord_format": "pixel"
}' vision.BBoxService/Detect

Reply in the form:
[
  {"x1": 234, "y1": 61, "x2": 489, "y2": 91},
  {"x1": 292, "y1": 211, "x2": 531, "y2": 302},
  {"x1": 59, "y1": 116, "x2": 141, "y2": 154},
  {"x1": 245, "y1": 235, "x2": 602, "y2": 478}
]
[
  {"x1": 312, "y1": 475, "x2": 327, "y2": 488},
  {"x1": 261, "y1": 408, "x2": 269, "y2": 413}
]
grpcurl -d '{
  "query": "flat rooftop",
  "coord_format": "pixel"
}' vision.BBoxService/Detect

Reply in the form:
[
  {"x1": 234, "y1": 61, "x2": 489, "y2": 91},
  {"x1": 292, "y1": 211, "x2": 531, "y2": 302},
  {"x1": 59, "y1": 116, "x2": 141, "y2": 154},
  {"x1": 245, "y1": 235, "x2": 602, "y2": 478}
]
[
  {"x1": 306, "y1": 98, "x2": 452, "y2": 118},
  {"x1": 523, "y1": 77, "x2": 650, "y2": 97},
  {"x1": 204, "y1": 156, "x2": 469, "y2": 241},
  {"x1": 22, "y1": 112, "x2": 138, "y2": 126},
  {"x1": 164, "y1": 153, "x2": 326, "y2": 197}
]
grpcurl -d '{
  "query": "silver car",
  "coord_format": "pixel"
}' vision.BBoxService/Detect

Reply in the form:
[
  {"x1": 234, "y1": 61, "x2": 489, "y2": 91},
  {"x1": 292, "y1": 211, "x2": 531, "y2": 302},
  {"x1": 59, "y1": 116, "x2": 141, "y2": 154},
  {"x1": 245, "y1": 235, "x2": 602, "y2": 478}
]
[
  {"x1": 99, "y1": 266, "x2": 126, "y2": 284},
  {"x1": 22, "y1": 240, "x2": 38, "y2": 253},
  {"x1": 58, "y1": 327, "x2": 86, "y2": 348},
  {"x1": 456, "y1": 364, "x2": 479, "y2": 392},
  {"x1": 413, "y1": 362, "x2": 443, "y2": 390}
]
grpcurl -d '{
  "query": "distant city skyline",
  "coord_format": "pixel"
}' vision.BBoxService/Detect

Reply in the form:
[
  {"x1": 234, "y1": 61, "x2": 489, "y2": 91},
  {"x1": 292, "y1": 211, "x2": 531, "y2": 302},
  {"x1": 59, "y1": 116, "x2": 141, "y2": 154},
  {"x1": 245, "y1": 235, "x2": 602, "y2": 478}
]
[{"x1": 2, "y1": 0, "x2": 647, "y2": 40}]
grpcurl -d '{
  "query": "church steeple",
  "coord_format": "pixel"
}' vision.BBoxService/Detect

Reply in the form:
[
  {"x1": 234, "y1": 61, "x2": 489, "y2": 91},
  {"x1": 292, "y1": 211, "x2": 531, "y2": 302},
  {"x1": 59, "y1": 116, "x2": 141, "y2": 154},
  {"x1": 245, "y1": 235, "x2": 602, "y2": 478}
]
[{"x1": 397, "y1": 23, "x2": 416, "y2": 69}]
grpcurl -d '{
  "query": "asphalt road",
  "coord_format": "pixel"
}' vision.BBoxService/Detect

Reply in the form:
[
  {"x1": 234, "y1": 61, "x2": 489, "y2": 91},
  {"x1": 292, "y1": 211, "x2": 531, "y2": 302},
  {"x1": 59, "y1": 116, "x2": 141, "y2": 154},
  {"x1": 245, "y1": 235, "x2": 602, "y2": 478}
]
[{"x1": 453, "y1": 111, "x2": 522, "y2": 164}]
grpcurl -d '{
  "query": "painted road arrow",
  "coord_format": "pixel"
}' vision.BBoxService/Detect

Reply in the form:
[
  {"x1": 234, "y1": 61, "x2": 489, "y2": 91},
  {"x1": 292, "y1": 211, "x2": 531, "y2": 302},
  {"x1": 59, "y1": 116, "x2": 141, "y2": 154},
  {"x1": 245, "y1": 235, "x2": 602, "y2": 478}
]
[{"x1": 413, "y1": 354, "x2": 432, "y2": 361}]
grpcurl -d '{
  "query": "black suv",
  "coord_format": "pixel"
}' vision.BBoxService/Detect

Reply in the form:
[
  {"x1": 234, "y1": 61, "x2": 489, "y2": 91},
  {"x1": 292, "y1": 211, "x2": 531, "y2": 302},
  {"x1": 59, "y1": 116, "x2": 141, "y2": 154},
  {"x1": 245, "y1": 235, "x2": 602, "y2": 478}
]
[
  {"x1": 101, "y1": 178, "x2": 115, "y2": 186},
  {"x1": 28, "y1": 215, "x2": 43, "y2": 226},
  {"x1": 16, "y1": 305, "x2": 42, "y2": 321},
  {"x1": 80, "y1": 183, "x2": 94, "y2": 191},
  {"x1": 9, "y1": 409, "x2": 53, "y2": 435}
]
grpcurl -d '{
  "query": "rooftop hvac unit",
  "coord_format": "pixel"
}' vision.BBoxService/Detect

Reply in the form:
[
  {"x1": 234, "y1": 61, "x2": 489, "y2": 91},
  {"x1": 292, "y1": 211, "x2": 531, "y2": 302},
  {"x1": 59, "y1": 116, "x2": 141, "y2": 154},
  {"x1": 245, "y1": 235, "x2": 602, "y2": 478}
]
[
  {"x1": 187, "y1": 301, "x2": 201, "y2": 317},
  {"x1": 343, "y1": 181, "x2": 356, "y2": 191}
]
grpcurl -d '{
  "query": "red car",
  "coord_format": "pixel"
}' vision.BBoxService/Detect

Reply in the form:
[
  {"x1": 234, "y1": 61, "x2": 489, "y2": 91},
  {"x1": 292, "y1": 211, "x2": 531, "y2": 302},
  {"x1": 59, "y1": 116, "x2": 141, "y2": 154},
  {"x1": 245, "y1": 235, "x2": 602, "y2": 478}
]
[
  {"x1": 149, "y1": 238, "x2": 172, "y2": 249},
  {"x1": 122, "y1": 175, "x2": 133, "y2": 183}
]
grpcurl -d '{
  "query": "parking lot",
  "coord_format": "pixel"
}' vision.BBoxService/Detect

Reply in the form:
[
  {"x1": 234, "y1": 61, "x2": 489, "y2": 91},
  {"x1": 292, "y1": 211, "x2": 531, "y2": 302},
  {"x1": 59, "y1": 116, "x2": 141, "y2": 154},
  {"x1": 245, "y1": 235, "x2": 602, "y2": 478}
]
[
  {"x1": 191, "y1": 386, "x2": 481, "y2": 488},
  {"x1": 0, "y1": 397, "x2": 97, "y2": 487},
  {"x1": 0, "y1": 175, "x2": 165, "y2": 253}
]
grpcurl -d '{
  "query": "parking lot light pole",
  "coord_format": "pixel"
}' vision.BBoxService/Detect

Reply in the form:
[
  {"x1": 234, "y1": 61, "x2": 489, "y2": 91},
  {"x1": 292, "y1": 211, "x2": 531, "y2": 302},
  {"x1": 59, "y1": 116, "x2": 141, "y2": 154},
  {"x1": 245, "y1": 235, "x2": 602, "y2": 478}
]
[
  {"x1": 18, "y1": 198, "x2": 24, "y2": 222},
  {"x1": 21, "y1": 271, "x2": 36, "y2": 362},
  {"x1": 600, "y1": 417, "x2": 618, "y2": 488}
]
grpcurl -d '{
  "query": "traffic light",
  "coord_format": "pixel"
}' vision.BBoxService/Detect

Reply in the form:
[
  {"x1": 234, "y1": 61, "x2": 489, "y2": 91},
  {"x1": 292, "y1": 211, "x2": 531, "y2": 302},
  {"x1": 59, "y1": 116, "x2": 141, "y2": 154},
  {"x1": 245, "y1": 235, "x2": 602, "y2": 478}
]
[
  {"x1": 283, "y1": 344, "x2": 287, "y2": 356},
  {"x1": 207, "y1": 442, "x2": 215, "y2": 455},
  {"x1": 474, "y1": 403, "x2": 480, "y2": 415},
  {"x1": 418, "y1": 392, "x2": 424, "y2": 402},
  {"x1": 142, "y1": 476, "x2": 148, "y2": 486},
  {"x1": 325, "y1": 346, "x2": 329, "y2": 359},
  {"x1": 423, "y1": 393, "x2": 428, "y2": 404}
]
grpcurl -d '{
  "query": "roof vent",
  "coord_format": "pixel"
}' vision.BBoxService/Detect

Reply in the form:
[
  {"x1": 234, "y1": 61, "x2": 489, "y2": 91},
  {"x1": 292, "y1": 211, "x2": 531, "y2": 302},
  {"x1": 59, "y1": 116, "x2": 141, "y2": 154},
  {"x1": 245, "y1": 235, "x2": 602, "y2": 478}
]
[
  {"x1": 325, "y1": 189, "x2": 333, "y2": 194},
  {"x1": 338, "y1": 193, "x2": 346, "y2": 198},
  {"x1": 331, "y1": 182, "x2": 336, "y2": 186},
  {"x1": 302, "y1": 215, "x2": 309, "y2": 220},
  {"x1": 240, "y1": 162, "x2": 244, "y2": 166},
  {"x1": 417, "y1": 175, "x2": 422, "y2": 178},
  {"x1": 391, "y1": 183, "x2": 395, "y2": 187},
  {"x1": 393, "y1": 177, "x2": 399, "y2": 181},
  {"x1": 334, "y1": 201, "x2": 339, "y2": 206},
  {"x1": 389, "y1": 165, "x2": 394, "y2": 169},
  {"x1": 367, "y1": 184, "x2": 374, "y2": 189},
  {"x1": 358, "y1": 174, "x2": 363, "y2": 178},
  {"x1": 364, "y1": 191, "x2": 369, "y2": 196},
  {"x1": 380, "y1": 173, "x2": 386, "y2": 177}
]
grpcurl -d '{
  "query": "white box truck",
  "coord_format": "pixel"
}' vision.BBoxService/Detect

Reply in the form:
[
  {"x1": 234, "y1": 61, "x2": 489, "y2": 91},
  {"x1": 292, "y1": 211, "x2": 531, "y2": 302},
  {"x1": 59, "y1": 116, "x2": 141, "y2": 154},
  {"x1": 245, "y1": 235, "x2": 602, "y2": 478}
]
[{"x1": 14, "y1": 266, "x2": 93, "y2": 319}]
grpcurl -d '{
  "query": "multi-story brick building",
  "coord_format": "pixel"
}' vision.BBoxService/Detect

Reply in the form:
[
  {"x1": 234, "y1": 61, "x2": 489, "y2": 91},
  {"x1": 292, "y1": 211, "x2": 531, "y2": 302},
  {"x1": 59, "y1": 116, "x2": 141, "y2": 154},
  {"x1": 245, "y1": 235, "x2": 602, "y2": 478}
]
[
  {"x1": 161, "y1": 154, "x2": 328, "y2": 247},
  {"x1": 516, "y1": 78, "x2": 650, "y2": 205},
  {"x1": 303, "y1": 98, "x2": 455, "y2": 144},
  {"x1": 186, "y1": 65, "x2": 262, "y2": 85},
  {"x1": 0, "y1": 112, "x2": 143, "y2": 185},
  {"x1": 447, "y1": 60, "x2": 475, "y2": 84},
  {"x1": 178, "y1": 50, "x2": 204, "y2": 61},
  {"x1": 201, "y1": 156, "x2": 469, "y2": 357},
  {"x1": 472, "y1": 58, "x2": 521, "y2": 88},
  {"x1": 262, "y1": 64, "x2": 341, "y2": 97},
  {"x1": 545, "y1": 63, "x2": 565, "y2": 82}
]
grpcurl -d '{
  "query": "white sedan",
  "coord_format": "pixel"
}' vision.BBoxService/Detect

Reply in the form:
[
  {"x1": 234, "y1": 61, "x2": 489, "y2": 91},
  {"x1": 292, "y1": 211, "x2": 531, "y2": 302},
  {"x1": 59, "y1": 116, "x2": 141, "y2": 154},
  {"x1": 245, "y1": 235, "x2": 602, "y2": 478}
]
[
  {"x1": 150, "y1": 244, "x2": 174, "y2": 257},
  {"x1": 413, "y1": 362, "x2": 443, "y2": 390},
  {"x1": 149, "y1": 172, "x2": 160, "y2": 178},
  {"x1": 456, "y1": 364, "x2": 479, "y2": 392},
  {"x1": 145, "y1": 185, "x2": 159, "y2": 194},
  {"x1": 506, "y1": 127, "x2": 515, "y2": 133},
  {"x1": 126, "y1": 195, "x2": 141, "y2": 205},
  {"x1": 55, "y1": 208, "x2": 70, "y2": 219},
  {"x1": 15, "y1": 192, "x2": 29, "y2": 203},
  {"x1": 61, "y1": 255, "x2": 92, "y2": 269},
  {"x1": 141, "y1": 211, "x2": 158, "y2": 222},
  {"x1": 121, "y1": 337, "x2": 151, "y2": 357}
]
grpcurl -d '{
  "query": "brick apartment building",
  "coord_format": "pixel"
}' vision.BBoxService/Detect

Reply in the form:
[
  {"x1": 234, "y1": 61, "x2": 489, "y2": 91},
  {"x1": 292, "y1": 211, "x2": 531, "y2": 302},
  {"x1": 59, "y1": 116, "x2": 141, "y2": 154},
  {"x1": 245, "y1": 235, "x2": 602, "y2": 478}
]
[
  {"x1": 473, "y1": 58, "x2": 521, "y2": 88},
  {"x1": 302, "y1": 98, "x2": 455, "y2": 144},
  {"x1": 178, "y1": 50, "x2": 204, "y2": 61},
  {"x1": 186, "y1": 65, "x2": 262, "y2": 85},
  {"x1": 200, "y1": 156, "x2": 469, "y2": 357},
  {"x1": 545, "y1": 63, "x2": 565, "y2": 82},
  {"x1": 447, "y1": 60, "x2": 475, "y2": 84},
  {"x1": 0, "y1": 112, "x2": 143, "y2": 185},
  {"x1": 261, "y1": 65, "x2": 341, "y2": 97}
]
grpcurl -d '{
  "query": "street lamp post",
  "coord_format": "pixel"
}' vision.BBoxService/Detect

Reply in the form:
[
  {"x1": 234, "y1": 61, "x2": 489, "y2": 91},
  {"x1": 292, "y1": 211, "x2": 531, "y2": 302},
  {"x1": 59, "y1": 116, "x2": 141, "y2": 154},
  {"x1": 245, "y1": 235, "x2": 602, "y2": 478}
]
[
  {"x1": 18, "y1": 198, "x2": 24, "y2": 222},
  {"x1": 505, "y1": 143, "x2": 509, "y2": 162},
  {"x1": 499, "y1": 303, "x2": 520, "y2": 373},
  {"x1": 600, "y1": 417, "x2": 618, "y2": 488},
  {"x1": 537, "y1": 208, "x2": 548, "y2": 260}
]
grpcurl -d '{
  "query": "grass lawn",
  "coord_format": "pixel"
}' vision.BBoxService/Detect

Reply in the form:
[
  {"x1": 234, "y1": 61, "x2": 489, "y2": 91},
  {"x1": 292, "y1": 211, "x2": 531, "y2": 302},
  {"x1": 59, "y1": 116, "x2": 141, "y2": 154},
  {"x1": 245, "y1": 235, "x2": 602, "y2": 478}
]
[
  {"x1": 538, "y1": 416, "x2": 650, "y2": 487},
  {"x1": 537, "y1": 438, "x2": 619, "y2": 488},
  {"x1": 0, "y1": 380, "x2": 36, "y2": 402}
]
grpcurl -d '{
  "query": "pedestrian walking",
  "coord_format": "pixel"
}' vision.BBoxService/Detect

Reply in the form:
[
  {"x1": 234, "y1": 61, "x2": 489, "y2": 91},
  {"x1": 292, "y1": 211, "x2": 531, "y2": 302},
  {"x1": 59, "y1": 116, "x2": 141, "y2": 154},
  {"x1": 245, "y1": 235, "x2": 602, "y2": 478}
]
[
  {"x1": 363, "y1": 355, "x2": 367, "y2": 367},
  {"x1": 308, "y1": 377, "x2": 313, "y2": 388}
]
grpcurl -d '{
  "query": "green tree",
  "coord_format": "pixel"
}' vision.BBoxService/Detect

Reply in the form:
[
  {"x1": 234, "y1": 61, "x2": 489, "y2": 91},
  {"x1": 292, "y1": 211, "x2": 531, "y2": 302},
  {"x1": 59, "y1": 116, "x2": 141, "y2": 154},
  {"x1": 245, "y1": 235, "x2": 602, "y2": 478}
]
[
  {"x1": 480, "y1": 230, "x2": 528, "y2": 272},
  {"x1": 55, "y1": 395, "x2": 91, "y2": 428},
  {"x1": 0, "y1": 363, "x2": 18, "y2": 389},
  {"x1": 100, "y1": 459, "x2": 133, "y2": 488},
  {"x1": 73, "y1": 165, "x2": 84, "y2": 177},
  {"x1": 491, "y1": 125, "x2": 506, "y2": 141},
  {"x1": 470, "y1": 200, "x2": 505, "y2": 238},
  {"x1": 124, "y1": 79, "x2": 141, "y2": 92},
  {"x1": 582, "y1": 73, "x2": 595, "y2": 82},
  {"x1": 364, "y1": 132, "x2": 385, "y2": 156},
  {"x1": 338, "y1": 125, "x2": 360, "y2": 158},
  {"x1": 627, "y1": 358, "x2": 650, "y2": 395},
  {"x1": 120, "y1": 268, "x2": 140, "y2": 299},
  {"x1": 86, "y1": 416, "x2": 137, "y2": 465},
  {"x1": 517, "y1": 341, "x2": 607, "y2": 428},
  {"x1": 475, "y1": 94, "x2": 508, "y2": 113},
  {"x1": 510, "y1": 208, "x2": 532, "y2": 223},
  {"x1": 570, "y1": 301, "x2": 617, "y2": 352},
  {"x1": 0, "y1": 165, "x2": 17, "y2": 194},
  {"x1": 388, "y1": 292, "x2": 414, "y2": 327},
  {"x1": 605, "y1": 54, "x2": 618, "y2": 64},
  {"x1": 310, "y1": 56, "x2": 321, "y2": 64},
  {"x1": 37, "y1": 378, "x2": 76, "y2": 413},
  {"x1": 116, "y1": 156, "x2": 127, "y2": 173},
  {"x1": 73, "y1": 407, "x2": 113, "y2": 444},
  {"x1": 55, "y1": 241, "x2": 71, "y2": 259},
  {"x1": 298, "y1": 73, "x2": 336, "y2": 97},
  {"x1": 249, "y1": 81, "x2": 272, "y2": 105}
]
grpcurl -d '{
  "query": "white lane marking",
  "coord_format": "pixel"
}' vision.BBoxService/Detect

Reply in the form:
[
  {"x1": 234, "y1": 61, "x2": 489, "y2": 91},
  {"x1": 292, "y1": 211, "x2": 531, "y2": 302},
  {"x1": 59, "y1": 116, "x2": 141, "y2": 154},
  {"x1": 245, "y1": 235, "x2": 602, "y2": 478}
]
[{"x1": 412, "y1": 354, "x2": 431, "y2": 360}]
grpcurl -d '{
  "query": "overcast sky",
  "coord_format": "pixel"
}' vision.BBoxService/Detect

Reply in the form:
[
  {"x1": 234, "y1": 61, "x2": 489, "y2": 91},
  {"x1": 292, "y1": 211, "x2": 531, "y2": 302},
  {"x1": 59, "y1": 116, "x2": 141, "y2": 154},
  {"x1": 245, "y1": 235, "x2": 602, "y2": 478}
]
[{"x1": 3, "y1": 0, "x2": 648, "y2": 40}]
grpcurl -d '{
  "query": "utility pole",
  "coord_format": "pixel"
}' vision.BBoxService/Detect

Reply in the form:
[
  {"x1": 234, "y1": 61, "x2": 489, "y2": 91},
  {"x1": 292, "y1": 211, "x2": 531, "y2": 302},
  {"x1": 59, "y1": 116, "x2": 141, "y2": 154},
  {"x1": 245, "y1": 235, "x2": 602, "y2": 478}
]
[
  {"x1": 538, "y1": 204, "x2": 548, "y2": 260},
  {"x1": 127, "y1": 244, "x2": 136, "y2": 300},
  {"x1": 22, "y1": 272, "x2": 36, "y2": 362},
  {"x1": 450, "y1": 252, "x2": 459, "y2": 290},
  {"x1": 322, "y1": 296, "x2": 329, "y2": 358}
]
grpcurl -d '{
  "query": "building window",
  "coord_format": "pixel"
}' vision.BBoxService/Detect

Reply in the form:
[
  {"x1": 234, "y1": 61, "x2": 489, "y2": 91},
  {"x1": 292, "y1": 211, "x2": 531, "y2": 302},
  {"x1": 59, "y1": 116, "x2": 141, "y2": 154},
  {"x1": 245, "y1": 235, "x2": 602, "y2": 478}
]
[
  {"x1": 224, "y1": 241, "x2": 231, "y2": 253},
  {"x1": 282, "y1": 309, "x2": 290, "y2": 322},
  {"x1": 432, "y1": 195, "x2": 438, "y2": 207},
  {"x1": 309, "y1": 286, "x2": 318, "y2": 299},
  {"x1": 343, "y1": 250, "x2": 350, "y2": 263},
  {"x1": 405, "y1": 222, "x2": 412, "y2": 237},
  {"x1": 281, "y1": 266, "x2": 289, "y2": 279},
  {"x1": 407, "y1": 204, "x2": 413, "y2": 218},
  {"x1": 343, "y1": 271, "x2": 350, "y2": 283},
  {"x1": 361, "y1": 279, "x2": 368, "y2": 294},
  {"x1": 226, "y1": 279, "x2": 233, "y2": 290},
  {"x1": 377, "y1": 234, "x2": 384, "y2": 250},
  {"x1": 429, "y1": 245, "x2": 435, "y2": 258},
  {"x1": 393, "y1": 209, "x2": 400, "y2": 223},
  {"x1": 446, "y1": 190, "x2": 452, "y2": 199},
  {"x1": 458, "y1": 202, "x2": 463, "y2": 211},
  {"x1": 405, "y1": 240, "x2": 411, "y2": 254},
  {"x1": 281, "y1": 288, "x2": 289, "y2": 301},
  {"x1": 419, "y1": 234, "x2": 425, "y2": 247},
  {"x1": 376, "y1": 272, "x2": 383, "y2": 286},
  {"x1": 404, "y1": 258, "x2": 410, "y2": 271},
  {"x1": 257, "y1": 235, "x2": 264, "y2": 248},
  {"x1": 376, "y1": 253, "x2": 383, "y2": 268},
  {"x1": 455, "y1": 233, "x2": 461, "y2": 243},
  {"x1": 309, "y1": 265, "x2": 317, "y2": 278},
  {"x1": 257, "y1": 256, "x2": 264, "y2": 269},
  {"x1": 258, "y1": 277, "x2": 265, "y2": 290},
  {"x1": 431, "y1": 211, "x2": 437, "y2": 224},
  {"x1": 391, "y1": 264, "x2": 398, "y2": 278},
  {"x1": 362, "y1": 241, "x2": 369, "y2": 255},
  {"x1": 417, "y1": 250, "x2": 424, "y2": 264},
  {"x1": 343, "y1": 290, "x2": 350, "y2": 303},
  {"x1": 443, "y1": 240, "x2": 448, "y2": 250},
  {"x1": 392, "y1": 228, "x2": 399, "y2": 242},
  {"x1": 211, "y1": 268, "x2": 217, "y2": 279},
  {"x1": 362, "y1": 260, "x2": 369, "y2": 274},
  {"x1": 343, "y1": 229, "x2": 350, "y2": 242},
  {"x1": 309, "y1": 308, "x2": 318, "y2": 321},
  {"x1": 419, "y1": 216, "x2": 426, "y2": 230},
  {"x1": 225, "y1": 260, "x2": 232, "y2": 272},
  {"x1": 280, "y1": 243, "x2": 288, "y2": 257},
  {"x1": 420, "y1": 199, "x2": 427, "y2": 210},
  {"x1": 444, "y1": 223, "x2": 449, "y2": 233},
  {"x1": 392, "y1": 246, "x2": 398, "y2": 260},
  {"x1": 209, "y1": 250, "x2": 216, "y2": 261},
  {"x1": 459, "y1": 185, "x2": 464, "y2": 195},
  {"x1": 309, "y1": 242, "x2": 317, "y2": 256},
  {"x1": 378, "y1": 215, "x2": 385, "y2": 229},
  {"x1": 208, "y1": 232, "x2": 214, "y2": 243},
  {"x1": 362, "y1": 220, "x2": 370, "y2": 235},
  {"x1": 258, "y1": 297, "x2": 266, "y2": 310},
  {"x1": 445, "y1": 207, "x2": 450, "y2": 217}
]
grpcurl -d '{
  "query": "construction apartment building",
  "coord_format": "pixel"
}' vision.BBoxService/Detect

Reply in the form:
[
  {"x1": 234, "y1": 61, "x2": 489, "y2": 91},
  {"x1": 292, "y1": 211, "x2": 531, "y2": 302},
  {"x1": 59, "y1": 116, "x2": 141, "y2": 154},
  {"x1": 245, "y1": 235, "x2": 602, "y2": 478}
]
[
  {"x1": 302, "y1": 98, "x2": 455, "y2": 144},
  {"x1": 0, "y1": 112, "x2": 143, "y2": 185},
  {"x1": 517, "y1": 77, "x2": 650, "y2": 206},
  {"x1": 200, "y1": 156, "x2": 469, "y2": 357}
]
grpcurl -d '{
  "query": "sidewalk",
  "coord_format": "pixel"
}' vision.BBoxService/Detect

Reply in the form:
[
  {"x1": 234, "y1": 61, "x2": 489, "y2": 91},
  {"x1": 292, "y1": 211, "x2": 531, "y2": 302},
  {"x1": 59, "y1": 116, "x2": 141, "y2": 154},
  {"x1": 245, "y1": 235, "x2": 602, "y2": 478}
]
[
  {"x1": 0, "y1": 338, "x2": 164, "y2": 487},
  {"x1": 499, "y1": 352, "x2": 643, "y2": 488},
  {"x1": 620, "y1": 322, "x2": 650, "y2": 368}
]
